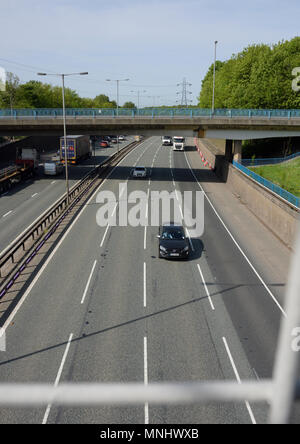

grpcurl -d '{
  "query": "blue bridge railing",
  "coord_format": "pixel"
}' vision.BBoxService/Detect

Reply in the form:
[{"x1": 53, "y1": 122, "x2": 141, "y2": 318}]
[
  {"x1": 0, "y1": 108, "x2": 300, "y2": 118},
  {"x1": 232, "y1": 161, "x2": 299, "y2": 208},
  {"x1": 242, "y1": 152, "x2": 300, "y2": 167}
]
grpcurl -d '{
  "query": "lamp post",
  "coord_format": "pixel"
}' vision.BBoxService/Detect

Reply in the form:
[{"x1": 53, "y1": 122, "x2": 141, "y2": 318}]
[
  {"x1": 147, "y1": 96, "x2": 161, "y2": 107},
  {"x1": 37, "y1": 72, "x2": 88, "y2": 205},
  {"x1": 131, "y1": 90, "x2": 147, "y2": 114},
  {"x1": 106, "y1": 78, "x2": 130, "y2": 153},
  {"x1": 212, "y1": 40, "x2": 218, "y2": 115},
  {"x1": 106, "y1": 78, "x2": 130, "y2": 116}
]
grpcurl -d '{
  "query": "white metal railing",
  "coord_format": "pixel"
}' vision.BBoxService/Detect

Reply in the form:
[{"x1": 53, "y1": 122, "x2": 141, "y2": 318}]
[
  {"x1": 0, "y1": 224, "x2": 299, "y2": 424},
  {"x1": 0, "y1": 381, "x2": 274, "y2": 406}
]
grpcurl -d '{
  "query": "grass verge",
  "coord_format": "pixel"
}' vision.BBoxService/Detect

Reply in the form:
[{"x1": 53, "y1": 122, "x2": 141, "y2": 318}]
[{"x1": 249, "y1": 158, "x2": 300, "y2": 198}]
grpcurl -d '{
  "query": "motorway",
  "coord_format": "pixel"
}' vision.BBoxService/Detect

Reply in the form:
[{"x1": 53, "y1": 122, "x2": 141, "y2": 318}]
[
  {"x1": 0, "y1": 138, "x2": 133, "y2": 254},
  {"x1": 0, "y1": 136, "x2": 295, "y2": 424}
]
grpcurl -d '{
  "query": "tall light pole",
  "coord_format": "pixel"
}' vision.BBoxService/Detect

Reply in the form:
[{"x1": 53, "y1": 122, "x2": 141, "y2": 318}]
[
  {"x1": 106, "y1": 78, "x2": 130, "y2": 116},
  {"x1": 106, "y1": 78, "x2": 130, "y2": 154},
  {"x1": 148, "y1": 96, "x2": 161, "y2": 107},
  {"x1": 38, "y1": 72, "x2": 88, "y2": 205},
  {"x1": 131, "y1": 90, "x2": 147, "y2": 113},
  {"x1": 212, "y1": 40, "x2": 218, "y2": 115}
]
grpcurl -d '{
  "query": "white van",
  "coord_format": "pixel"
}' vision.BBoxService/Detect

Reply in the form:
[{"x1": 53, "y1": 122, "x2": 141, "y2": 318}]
[
  {"x1": 44, "y1": 162, "x2": 64, "y2": 176},
  {"x1": 162, "y1": 136, "x2": 172, "y2": 146}
]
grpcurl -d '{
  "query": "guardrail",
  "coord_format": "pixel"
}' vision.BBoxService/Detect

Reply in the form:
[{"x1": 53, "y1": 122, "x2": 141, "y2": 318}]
[
  {"x1": 242, "y1": 152, "x2": 300, "y2": 167},
  {"x1": 1, "y1": 107, "x2": 300, "y2": 119},
  {"x1": 0, "y1": 139, "x2": 141, "y2": 300},
  {"x1": 232, "y1": 160, "x2": 300, "y2": 208}
]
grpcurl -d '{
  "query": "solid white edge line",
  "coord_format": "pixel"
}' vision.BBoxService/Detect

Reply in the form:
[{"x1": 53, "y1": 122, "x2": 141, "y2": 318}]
[
  {"x1": 184, "y1": 151, "x2": 286, "y2": 317},
  {"x1": 31, "y1": 193, "x2": 38, "y2": 198},
  {"x1": 81, "y1": 260, "x2": 97, "y2": 305},
  {"x1": 2, "y1": 139, "x2": 147, "y2": 334},
  {"x1": 42, "y1": 333, "x2": 73, "y2": 424},
  {"x1": 197, "y1": 264, "x2": 215, "y2": 311},
  {"x1": 144, "y1": 336, "x2": 149, "y2": 425},
  {"x1": 222, "y1": 337, "x2": 257, "y2": 425}
]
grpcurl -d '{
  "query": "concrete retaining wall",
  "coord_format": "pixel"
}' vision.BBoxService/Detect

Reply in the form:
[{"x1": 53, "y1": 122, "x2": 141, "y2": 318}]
[{"x1": 196, "y1": 138, "x2": 299, "y2": 248}]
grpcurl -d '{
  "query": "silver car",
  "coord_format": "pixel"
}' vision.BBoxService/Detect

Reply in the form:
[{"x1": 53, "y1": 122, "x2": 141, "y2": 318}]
[{"x1": 131, "y1": 166, "x2": 147, "y2": 178}]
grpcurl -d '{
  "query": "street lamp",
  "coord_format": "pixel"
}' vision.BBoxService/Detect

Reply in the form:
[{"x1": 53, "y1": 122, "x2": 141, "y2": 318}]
[
  {"x1": 212, "y1": 40, "x2": 218, "y2": 115},
  {"x1": 106, "y1": 79, "x2": 130, "y2": 154},
  {"x1": 147, "y1": 96, "x2": 161, "y2": 107},
  {"x1": 37, "y1": 72, "x2": 88, "y2": 205},
  {"x1": 106, "y1": 78, "x2": 130, "y2": 116},
  {"x1": 130, "y1": 90, "x2": 147, "y2": 113}
]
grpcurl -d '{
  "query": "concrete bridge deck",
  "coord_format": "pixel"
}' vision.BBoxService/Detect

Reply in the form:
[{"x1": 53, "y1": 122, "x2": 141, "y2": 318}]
[{"x1": 1, "y1": 114, "x2": 300, "y2": 139}]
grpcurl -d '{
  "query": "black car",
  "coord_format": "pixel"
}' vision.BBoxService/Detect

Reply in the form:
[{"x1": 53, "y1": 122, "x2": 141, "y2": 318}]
[{"x1": 158, "y1": 224, "x2": 190, "y2": 259}]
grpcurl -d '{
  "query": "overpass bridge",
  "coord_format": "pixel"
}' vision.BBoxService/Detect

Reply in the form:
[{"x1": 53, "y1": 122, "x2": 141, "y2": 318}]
[{"x1": 1, "y1": 108, "x2": 300, "y2": 162}]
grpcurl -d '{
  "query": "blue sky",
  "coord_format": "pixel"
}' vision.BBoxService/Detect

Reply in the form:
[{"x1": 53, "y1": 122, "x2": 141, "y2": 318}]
[{"x1": 0, "y1": 0, "x2": 299, "y2": 106}]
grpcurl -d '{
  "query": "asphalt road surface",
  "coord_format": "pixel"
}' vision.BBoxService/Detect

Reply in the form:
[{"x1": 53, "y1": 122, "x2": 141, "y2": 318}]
[
  {"x1": 0, "y1": 136, "x2": 295, "y2": 424},
  {"x1": 0, "y1": 138, "x2": 133, "y2": 253}
]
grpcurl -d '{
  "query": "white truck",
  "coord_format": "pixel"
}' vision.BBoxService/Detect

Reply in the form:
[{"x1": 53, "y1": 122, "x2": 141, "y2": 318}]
[
  {"x1": 173, "y1": 137, "x2": 185, "y2": 151},
  {"x1": 16, "y1": 148, "x2": 39, "y2": 168},
  {"x1": 0, "y1": 148, "x2": 39, "y2": 194}
]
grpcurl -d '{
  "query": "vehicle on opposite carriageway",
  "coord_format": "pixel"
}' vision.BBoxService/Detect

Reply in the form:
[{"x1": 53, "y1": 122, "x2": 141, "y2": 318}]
[
  {"x1": 0, "y1": 148, "x2": 39, "y2": 194},
  {"x1": 43, "y1": 161, "x2": 64, "y2": 176},
  {"x1": 134, "y1": 135, "x2": 144, "y2": 142},
  {"x1": 60, "y1": 135, "x2": 91, "y2": 165},
  {"x1": 100, "y1": 140, "x2": 110, "y2": 148}
]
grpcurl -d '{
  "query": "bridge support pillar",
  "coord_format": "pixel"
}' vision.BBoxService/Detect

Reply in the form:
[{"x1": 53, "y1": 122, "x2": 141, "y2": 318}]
[
  {"x1": 225, "y1": 140, "x2": 233, "y2": 162},
  {"x1": 225, "y1": 140, "x2": 242, "y2": 163},
  {"x1": 233, "y1": 140, "x2": 242, "y2": 163}
]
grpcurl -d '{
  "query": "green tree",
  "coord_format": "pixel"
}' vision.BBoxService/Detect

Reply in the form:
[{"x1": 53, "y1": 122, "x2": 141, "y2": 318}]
[
  {"x1": 93, "y1": 94, "x2": 111, "y2": 107},
  {"x1": 198, "y1": 37, "x2": 300, "y2": 109},
  {"x1": 123, "y1": 101, "x2": 136, "y2": 108},
  {"x1": 0, "y1": 72, "x2": 22, "y2": 109}
]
